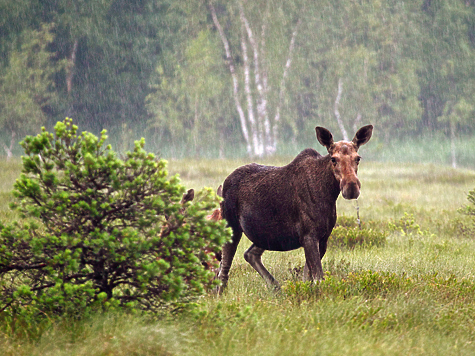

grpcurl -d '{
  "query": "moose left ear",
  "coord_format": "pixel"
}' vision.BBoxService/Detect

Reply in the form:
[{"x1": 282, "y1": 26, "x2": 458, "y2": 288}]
[{"x1": 352, "y1": 125, "x2": 373, "y2": 149}]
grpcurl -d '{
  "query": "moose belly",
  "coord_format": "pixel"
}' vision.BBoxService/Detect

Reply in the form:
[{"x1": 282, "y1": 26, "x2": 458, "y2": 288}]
[
  {"x1": 240, "y1": 217, "x2": 301, "y2": 251},
  {"x1": 251, "y1": 234, "x2": 301, "y2": 251}
]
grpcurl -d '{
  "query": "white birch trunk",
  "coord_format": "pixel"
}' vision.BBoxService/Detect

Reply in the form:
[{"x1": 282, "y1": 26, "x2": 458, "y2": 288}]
[
  {"x1": 240, "y1": 13, "x2": 262, "y2": 157},
  {"x1": 3, "y1": 130, "x2": 15, "y2": 161},
  {"x1": 353, "y1": 113, "x2": 362, "y2": 133},
  {"x1": 450, "y1": 120, "x2": 457, "y2": 169},
  {"x1": 211, "y1": 2, "x2": 300, "y2": 157},
  {"x1": 209, "y1": 2, "x2": 252, "y2": 156},
  {"x1": 334, "y1": 78, "x2": 349, "y2": 141},
  {"x1": 66, "y1": 40, "x2": 78, "y2": 95},
  {"x1": 240, "y1": 3, "x2": 267, "y2": 157},
  {"x1": 260, "y1": 23, "x2": 272, "y2": 151}
]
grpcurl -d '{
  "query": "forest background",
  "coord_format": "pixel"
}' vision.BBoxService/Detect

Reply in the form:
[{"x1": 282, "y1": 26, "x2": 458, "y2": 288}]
[{"x1": 0, "y1": 0, "x2": 474, "y2": 167}]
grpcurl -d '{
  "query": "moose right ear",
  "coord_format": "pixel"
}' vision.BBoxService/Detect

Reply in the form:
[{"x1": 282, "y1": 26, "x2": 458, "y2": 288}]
[{"x1": 315, "y1": 127, "x2": 334, "y2": 151}]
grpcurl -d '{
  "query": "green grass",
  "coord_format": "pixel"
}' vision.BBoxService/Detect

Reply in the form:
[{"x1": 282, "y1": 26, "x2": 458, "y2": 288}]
[{"x1": 1, "y1": 157, "x2": 475, "y2": 355}]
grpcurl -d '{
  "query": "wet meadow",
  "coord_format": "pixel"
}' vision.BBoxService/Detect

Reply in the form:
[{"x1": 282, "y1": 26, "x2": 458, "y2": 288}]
[{"x1": 1, "y1": 156, "x2": 475, "y2": 355}]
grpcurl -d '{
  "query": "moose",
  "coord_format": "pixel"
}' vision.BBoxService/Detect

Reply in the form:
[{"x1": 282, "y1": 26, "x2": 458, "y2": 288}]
[{"x1": 216, "y1": 125, "x2": 373, "y2": 293}]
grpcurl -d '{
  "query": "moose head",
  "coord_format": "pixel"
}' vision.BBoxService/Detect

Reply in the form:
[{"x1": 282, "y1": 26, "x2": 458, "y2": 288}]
[{"x1": 316, "y1": 125, "x2": 373, "y2": 200}]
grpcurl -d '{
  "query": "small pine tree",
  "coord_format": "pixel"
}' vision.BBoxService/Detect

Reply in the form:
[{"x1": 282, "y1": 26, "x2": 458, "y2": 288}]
[
  {"x1": 0, "y1": 118, "x2": 230, "y2": 318},
  {"x1": 459, "y1": 189, "x2": 475, "y2": 236},
  {"x1": 460, "y1": 189, "x2": 475, "y2": 217}
]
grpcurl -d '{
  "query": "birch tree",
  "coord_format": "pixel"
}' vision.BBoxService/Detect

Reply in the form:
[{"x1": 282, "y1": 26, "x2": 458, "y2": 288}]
[{"x1": 209, "y1": 1, "x2": 301, "y2": 157}]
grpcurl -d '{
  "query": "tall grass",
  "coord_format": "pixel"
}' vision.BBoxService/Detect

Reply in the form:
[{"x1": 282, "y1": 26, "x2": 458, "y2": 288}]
[{"x1": 1, "y1": 155, "x2": 475, "y2": 355}]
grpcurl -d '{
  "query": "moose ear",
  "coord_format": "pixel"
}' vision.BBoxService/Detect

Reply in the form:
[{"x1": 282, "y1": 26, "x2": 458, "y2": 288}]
[
  {"x1": 181, "y1": 188, "x2": 195, "y2": 204},
  {"x1": 352, "y1": 125, "x2": 373, "y2": 149},
  {"x1": 315, "y1": 127, "x2": 334, "y2": 151}
]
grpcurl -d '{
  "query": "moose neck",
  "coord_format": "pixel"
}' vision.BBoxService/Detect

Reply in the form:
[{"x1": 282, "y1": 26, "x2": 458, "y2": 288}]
[
  {"x1": 317, "y1": 155, "x2": 342, "y2": 202},
  {"x1": 289, "y1": 150, "x2": 341, "y2": 205}
]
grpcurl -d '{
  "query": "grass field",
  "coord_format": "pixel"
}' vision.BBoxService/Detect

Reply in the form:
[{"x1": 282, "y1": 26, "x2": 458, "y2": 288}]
[{"x1": 1, "y1": 156, "x2": 475, "y2": 355}]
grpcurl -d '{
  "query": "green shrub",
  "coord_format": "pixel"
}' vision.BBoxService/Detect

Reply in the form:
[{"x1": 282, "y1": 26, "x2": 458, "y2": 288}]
[
  {"x1": 328, "y1": 217, "x2": 387, "y2": 249},
  {"x1": 460, "y1": 189, "x2": 475, "y2": 217},
  {"x1": 388, "y1": 212, "x2": 432, "y2": 236},
  {"x1": 458, "y1": 189, "x2": 475, "y2": 237},
  {"x1": 283, "y1": 271, "x2": 475, "y2": 305},
  {"x1": 282, "y1": 270, "x2": 414, "y2": 303},
  {"x1": 0, "y1": 118, "x2": 231, "y2": 319}
]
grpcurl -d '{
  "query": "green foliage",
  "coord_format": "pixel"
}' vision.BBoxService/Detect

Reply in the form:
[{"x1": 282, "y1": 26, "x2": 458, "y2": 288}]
[
  {"x1": 292, "y1": 0, "x2": 424, "y2": 142},
  {"x1": 283, "y1": 270, "x2": 412, "y2": 302},
  {"x1": 0, "y1": 23, "x2": 65, "y2": 136},
  {"x1": 283, "y1": 270, "x2": 475, "y2": 306},
  {"x1": 459, "y1": 189, "x2": 475, "y2": 217},
  {"x1": 0, "y1": 0, "x2": 474, "y2": 159},
  {"x1": 0, "y1": 159, "x2": 474, "y2": 354},
  {"x1": 388, "y1": 212, "x2": 433, "y2": 237},
  {"x1": 328, "y1": 216, "x2": 387, "y2": 249},
  {"x1": 146, "y1": 28, "x2": 234, "y2": 155},
  {"x1": 0, "y1": 118, "x2": 231, "y2": 319},
  {"x1": 457, "y1": 189, "x2": 475, "y2": 236}
]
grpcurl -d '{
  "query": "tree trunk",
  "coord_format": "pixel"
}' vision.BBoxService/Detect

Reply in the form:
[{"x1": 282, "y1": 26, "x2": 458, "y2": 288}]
[
  {"x1": 450, "y1": 120, "x2": 457, "y2": 169},
  {"x1": 353, "y1": 113, "x2": 362, "y2": 133},
  {"x1": 334, "y1": 78, "x2": 349, "y2": 141},
  {"x1": 240, "y1": 18, "x2": 262, "y2": 157},
  {"x1": 3, "y1": 130, "x2": 16, "y2": 161},
  {"x1": 209, "y1": 2, "x2": 252, "y2": 156},
  {"x1": 211, "y1": 2, "x2": 300, "y2": 157},
  {"x1": 66, "y1": 40, "x2": 78, "y2": 95},
  {"x1": 240, "y1": 3, "x2": 267, "y2": 157}
]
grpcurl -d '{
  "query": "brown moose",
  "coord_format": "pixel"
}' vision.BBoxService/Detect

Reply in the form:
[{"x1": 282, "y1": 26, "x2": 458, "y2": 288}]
[{"x1": 216, "y1": 125, "x2": 373, "y2": 293}]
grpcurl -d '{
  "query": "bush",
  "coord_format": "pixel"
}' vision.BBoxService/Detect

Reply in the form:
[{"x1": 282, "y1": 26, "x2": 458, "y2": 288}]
[
  {"x1": 458, "y1": 189, "x2": 475, "y2": 236},
  {"x1": 0, "y1": 118, "x2": 231, "y2": 318},
  {"x1": 328, "y1": 217, "x2": 387, "y2": 249},
  {"x1": 388, "y1": 212, "x2": 433, "y2": 237}
]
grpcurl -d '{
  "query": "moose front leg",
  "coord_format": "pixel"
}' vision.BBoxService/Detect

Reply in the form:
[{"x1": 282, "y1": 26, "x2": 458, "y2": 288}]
[
  {"x1": 301, "y1": 235, "x2": 324, "y2": 281},
  {"x1": 303, "y1": 236, "x2": 329, "y2": 281}
]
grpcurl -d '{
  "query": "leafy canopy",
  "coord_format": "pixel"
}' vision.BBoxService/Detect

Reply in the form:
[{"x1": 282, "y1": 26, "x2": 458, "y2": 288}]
[{"x1": 0, "y1": 118, "x2": 230, "y2": 318}]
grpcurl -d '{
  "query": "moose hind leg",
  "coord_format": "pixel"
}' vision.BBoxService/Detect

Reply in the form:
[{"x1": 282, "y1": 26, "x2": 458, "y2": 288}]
[
  {"x1": 217, "y1": 230, "x2": 242, "y2": 294},
  {"x1": 244, "y1": 244, "x2": 280, "y2": 291}
]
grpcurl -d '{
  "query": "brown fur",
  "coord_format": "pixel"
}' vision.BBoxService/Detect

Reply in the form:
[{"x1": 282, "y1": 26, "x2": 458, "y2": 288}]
[{"x1": 216, "y1": 125, "x2": 373, "y2": 293}]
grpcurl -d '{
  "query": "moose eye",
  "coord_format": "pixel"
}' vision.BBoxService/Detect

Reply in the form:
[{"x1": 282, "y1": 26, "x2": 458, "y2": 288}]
[{"x1": 331, "y1": 157, "x2": 337, "y2": 164}]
